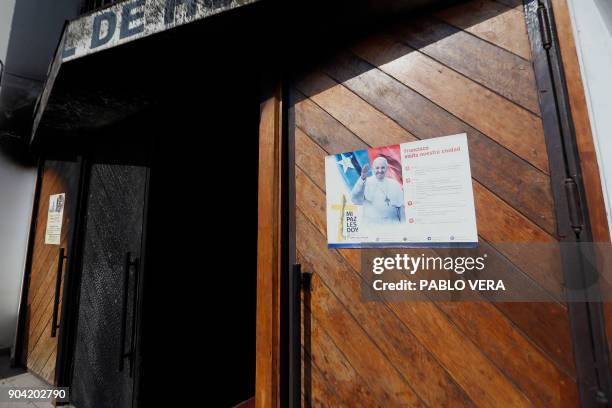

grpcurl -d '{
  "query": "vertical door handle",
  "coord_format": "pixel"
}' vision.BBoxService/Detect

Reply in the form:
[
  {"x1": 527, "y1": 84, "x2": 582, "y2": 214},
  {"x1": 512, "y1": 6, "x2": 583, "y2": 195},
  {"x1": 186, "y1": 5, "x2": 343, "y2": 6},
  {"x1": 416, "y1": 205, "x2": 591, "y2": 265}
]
[
  {"x1": 51, "y1": 248, "x2": 67, "y2": 338},
  {"x1": 128, "y1": 258, "x2": 140, "y2": 378},
  {"x1": 119, "y1": 252, "x2": 139, "y2": 373}
]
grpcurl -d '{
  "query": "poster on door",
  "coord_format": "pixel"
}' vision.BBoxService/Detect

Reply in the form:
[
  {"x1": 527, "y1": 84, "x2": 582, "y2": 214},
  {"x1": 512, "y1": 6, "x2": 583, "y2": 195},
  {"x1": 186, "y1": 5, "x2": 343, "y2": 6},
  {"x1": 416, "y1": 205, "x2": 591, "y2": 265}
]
[
  {"x1": 45, "y1": 193, "x2": 65, "y2": 245},
  {"x1": 324, "y1": 133, "x2": 478, "y2": 248}
]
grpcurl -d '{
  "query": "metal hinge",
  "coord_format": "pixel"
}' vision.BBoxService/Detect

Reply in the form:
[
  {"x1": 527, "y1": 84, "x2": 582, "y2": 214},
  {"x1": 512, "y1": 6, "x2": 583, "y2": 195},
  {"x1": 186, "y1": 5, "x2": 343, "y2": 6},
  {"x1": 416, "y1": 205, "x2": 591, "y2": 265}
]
[
  {"x1": 565, "y1": 177, "x2": 584, "y2": 236},
  {"x1": 537, "y1": 3, "x2": 553, "y2": 50}
]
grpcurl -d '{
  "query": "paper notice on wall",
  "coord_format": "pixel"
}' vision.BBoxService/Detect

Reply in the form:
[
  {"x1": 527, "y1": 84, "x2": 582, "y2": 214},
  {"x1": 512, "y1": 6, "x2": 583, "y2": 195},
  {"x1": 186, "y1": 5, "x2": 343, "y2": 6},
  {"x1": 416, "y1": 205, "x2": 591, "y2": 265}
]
[
  {"x1": 45, "y1": 193, "x2": 65, "y2": 245},
  {"x1": 324, "y1": 133, "x2": 478, "y2": 248}
]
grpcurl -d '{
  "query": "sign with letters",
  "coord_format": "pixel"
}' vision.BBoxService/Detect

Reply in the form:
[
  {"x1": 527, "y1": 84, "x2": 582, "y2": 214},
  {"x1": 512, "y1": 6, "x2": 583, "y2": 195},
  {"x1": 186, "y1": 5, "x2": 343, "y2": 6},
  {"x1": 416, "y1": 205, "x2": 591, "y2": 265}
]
[
  {"x1": 325, "y1": 133, "x2": 478, "y2": 248},
  {"x1": 62, "y1": 0, "x2": 259, "y2": 62}
]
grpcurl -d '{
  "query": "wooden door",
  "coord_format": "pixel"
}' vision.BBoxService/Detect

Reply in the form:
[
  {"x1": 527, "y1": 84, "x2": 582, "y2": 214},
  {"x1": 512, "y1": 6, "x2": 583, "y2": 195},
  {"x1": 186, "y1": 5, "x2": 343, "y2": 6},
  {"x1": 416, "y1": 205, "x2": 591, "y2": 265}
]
[
  {"x1": 70, "y1": 162, "x2": 148, "y2": 408},
  {"x1": 291, "y1": 0, "x2": 583, "y2": 406},
  {"x1": 23, "y1": 158, "x2": 80, "y2": 384}
]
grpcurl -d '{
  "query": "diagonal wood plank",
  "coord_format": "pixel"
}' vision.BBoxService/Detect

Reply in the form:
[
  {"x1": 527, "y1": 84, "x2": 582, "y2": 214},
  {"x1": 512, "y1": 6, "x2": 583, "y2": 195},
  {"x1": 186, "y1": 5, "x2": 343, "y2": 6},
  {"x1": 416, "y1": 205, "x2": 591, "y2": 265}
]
[
  {"x1": 296, "y1": 170, "x2": 476, "y2": 407},
  {"x1": 301, "y1": 349, "x2": 347, "y2": 407},
  {"x1": 297, "y1": 207, "x2": 533, "y2": 407},
  {"x1": 350, "y1": 33, "x2": 548, "y2": 173},
  {"x1": 295, "y1": 233, "x2": 428, "y2": 407},
  {"x1": 297, "y1": 160, "x2": 577, "y2": 405},
  {"x1": 391, "y1": 15, "x2": 540, "y2": 114},
  {"x1": 435, "y1": 0, "x2": 532, "y2": 60},
  {"x1": 495, "y1": 0, "x2": 524, "y2": 9},
  {"x1": 300, "y1": 307, "x2": 383, "y2": 407}
]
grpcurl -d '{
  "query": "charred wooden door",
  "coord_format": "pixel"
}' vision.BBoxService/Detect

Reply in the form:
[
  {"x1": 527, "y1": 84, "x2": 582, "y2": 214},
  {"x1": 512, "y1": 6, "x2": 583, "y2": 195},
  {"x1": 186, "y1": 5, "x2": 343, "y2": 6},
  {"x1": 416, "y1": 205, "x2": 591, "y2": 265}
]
[
  {"x1": 290, "y1": 0, "x2": 596, "y2": 406},
  {"x1": 70, "y1": 162, "x2": 148, "y2": 408},
  {"x1": 22, "y1": 158, "x2": 80, "y2": 384}
]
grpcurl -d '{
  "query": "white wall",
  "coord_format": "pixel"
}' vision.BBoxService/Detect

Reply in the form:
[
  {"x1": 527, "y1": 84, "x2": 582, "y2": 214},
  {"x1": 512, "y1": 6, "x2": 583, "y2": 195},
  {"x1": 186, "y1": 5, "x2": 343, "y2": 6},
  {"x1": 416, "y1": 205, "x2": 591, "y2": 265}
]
[
  {"x1": 0, "y1": 0, "x2": 16, "y2": 61},
  {"x1": 0, "y1": 0, "x2": 37, "y2": 349},
  {"x1": 0, "y1": 158, "x2": 36, "y2": 349},
  {"x1": 566, "y1": 0, "x2": 612, "y2": 240}
]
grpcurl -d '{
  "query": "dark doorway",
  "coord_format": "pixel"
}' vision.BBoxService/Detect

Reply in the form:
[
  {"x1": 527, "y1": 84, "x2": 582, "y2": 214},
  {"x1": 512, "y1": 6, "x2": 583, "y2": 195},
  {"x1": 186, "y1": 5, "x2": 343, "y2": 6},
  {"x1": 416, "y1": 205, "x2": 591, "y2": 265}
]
[{"x1": 138, "y1": 16, "x2": 260, "y2": 407}]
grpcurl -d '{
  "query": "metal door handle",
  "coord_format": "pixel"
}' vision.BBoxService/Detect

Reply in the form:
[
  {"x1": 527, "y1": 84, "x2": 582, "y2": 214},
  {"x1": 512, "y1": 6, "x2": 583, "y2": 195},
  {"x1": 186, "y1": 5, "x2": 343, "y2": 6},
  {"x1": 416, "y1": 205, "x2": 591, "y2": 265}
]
[
  {"x1": 128, "y1": 257, "x2": 140, "y2": 378},
  {"x1": 51, "y1": 248, "x2": 67, "y2": 338},
  {"x1": 119, "y1": 252, "x2": 138, "y2": 372}
]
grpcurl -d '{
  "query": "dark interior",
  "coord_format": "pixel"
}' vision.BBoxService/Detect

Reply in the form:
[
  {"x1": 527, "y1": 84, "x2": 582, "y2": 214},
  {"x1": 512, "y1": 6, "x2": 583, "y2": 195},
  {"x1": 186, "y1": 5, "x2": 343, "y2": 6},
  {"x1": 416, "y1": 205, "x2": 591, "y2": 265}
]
[{"x1": 140, "y1": 43, "x2": 259, "y2": 406}]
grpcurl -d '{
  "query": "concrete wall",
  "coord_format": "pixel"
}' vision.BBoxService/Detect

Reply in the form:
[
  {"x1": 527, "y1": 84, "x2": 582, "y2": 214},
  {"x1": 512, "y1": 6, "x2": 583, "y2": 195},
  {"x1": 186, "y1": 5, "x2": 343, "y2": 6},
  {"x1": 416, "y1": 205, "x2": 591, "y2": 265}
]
[
  {"x1": 0, "y1": 1, "x2": 16, "y2": 61},
  {"x1": 0, "y1": 0, "x2": 37, "y2": 350},
  {"x1": 0, "y1": 0, "x2": 83, "y2": 351},
  {"x1": 0, "y1": 156, "x2": 36, "y2": 349},
  {"x1": 567, "y1": 0, "x2": 612, "y2": 238}
]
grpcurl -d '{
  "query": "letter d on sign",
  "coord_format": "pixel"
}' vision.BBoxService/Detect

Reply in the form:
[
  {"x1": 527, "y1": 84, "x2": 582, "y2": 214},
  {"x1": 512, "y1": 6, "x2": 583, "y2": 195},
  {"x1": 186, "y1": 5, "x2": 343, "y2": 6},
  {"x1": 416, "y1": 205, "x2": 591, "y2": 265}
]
[{"x1": 91, "y1": 11, "x2": 117, "y2": 48}]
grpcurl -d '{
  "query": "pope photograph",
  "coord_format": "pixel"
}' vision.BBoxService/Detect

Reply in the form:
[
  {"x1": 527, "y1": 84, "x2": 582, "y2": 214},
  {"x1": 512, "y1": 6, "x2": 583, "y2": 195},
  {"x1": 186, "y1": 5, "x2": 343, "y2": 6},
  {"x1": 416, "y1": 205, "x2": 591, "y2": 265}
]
[{"x1": 350, "y1": 156, "x2": 405, "y2": 225}]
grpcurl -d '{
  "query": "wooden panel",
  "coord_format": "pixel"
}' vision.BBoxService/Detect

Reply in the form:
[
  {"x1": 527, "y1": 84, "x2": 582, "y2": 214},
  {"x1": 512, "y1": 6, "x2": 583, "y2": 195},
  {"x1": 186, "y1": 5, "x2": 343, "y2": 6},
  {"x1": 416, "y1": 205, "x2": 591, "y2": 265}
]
[
  {"x1": 320, "y1": 52, "x2": 556, "y2": 233},
  {"x1": 296, "y1": 163, "x2": 578, "y2": 406},
  {"x1": 256, "y1": 89, "x2": 283, "y2": 408},
  {"x1": 295, "y1": 172, "x2": 474, "y2": 407},
  {"x1": 292, "y1": 2, "x2": 581, "y2": 406},
  {"x1": 392, "y1": 16, "x2": 540, "y2": 114},
  {"x1": 496, "y1": 0, "x2": 524, "y2": 8},
  {"x1": 295, "y1": 122, "x2": 576, "y2": 378},
  {"x1": 294, "y1": 82, "x2": 562, "y2": 296},
  {"x1": 296, "y1": 238, "x2": 427, "y2": 407},
  {"x1": 351, "y1": 34, "x2": 549, "y2": 173},
  {"x1": 301, "y1": 304, "x2": 382, "y2": 407},
  {"x1": 435, "y1": 0, "x2": 532, "y2": 60},
  {"x1": 293, "y1": 81, "x2": 577, "y2": 378},
  {"x1": 23, "y1": 160, "x2": 80, "y2": 384},
  {"x1": 297, "y1": 207, "x2": 533, "y2": 407}
]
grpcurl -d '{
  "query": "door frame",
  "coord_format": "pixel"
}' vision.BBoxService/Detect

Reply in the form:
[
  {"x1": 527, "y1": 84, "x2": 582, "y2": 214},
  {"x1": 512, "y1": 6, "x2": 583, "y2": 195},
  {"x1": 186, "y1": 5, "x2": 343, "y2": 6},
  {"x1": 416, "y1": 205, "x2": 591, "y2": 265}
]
[
  {"x1": 254, "y1": 1, "x2": 612, "y2": 407},
  {"x1": 256, "y1": 82, "x2": 288, "y2": 408},
  {"x1": 525, "y1": 0, "x2": 612, "y2": 403}
]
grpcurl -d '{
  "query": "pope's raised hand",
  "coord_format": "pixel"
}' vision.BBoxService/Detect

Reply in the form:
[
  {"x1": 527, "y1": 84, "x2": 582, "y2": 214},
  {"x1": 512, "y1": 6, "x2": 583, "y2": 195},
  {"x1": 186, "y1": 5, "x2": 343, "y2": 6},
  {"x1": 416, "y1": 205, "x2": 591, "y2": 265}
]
[{"x1": 361, "y1": 164, "x2": 370, "y2": 180}]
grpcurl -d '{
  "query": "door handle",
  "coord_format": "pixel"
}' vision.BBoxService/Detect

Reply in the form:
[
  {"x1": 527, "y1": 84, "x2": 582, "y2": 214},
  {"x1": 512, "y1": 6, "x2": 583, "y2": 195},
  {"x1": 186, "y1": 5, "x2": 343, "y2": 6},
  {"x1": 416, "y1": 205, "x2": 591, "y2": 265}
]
[
  {"x1": 128, "y1": 257, "x2": 140, "y2": 378},
  {"x1": 119, "y1": 252, "x2": 139, "y2": 373},
  {"x1": 51, "y1": 248, "x2": 67, "y2": 338}
]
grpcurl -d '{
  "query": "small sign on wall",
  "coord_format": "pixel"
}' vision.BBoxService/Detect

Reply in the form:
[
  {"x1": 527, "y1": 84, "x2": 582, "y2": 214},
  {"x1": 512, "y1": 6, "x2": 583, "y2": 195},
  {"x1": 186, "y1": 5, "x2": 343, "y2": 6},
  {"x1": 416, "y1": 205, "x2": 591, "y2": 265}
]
[{"x1": 45, "y1": 193, "x2": 65, "y2": 245}]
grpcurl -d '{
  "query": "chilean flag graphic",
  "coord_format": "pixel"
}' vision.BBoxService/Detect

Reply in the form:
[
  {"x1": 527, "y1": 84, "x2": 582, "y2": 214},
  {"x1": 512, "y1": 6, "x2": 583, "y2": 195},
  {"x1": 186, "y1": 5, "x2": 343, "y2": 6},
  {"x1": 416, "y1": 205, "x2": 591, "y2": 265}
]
[
  {"x1": 335, "y1": 149, "x2": 370, "y2": 191},
  {"x1": 335, "y1": 145, "x2": 403, "y2": 192}
]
